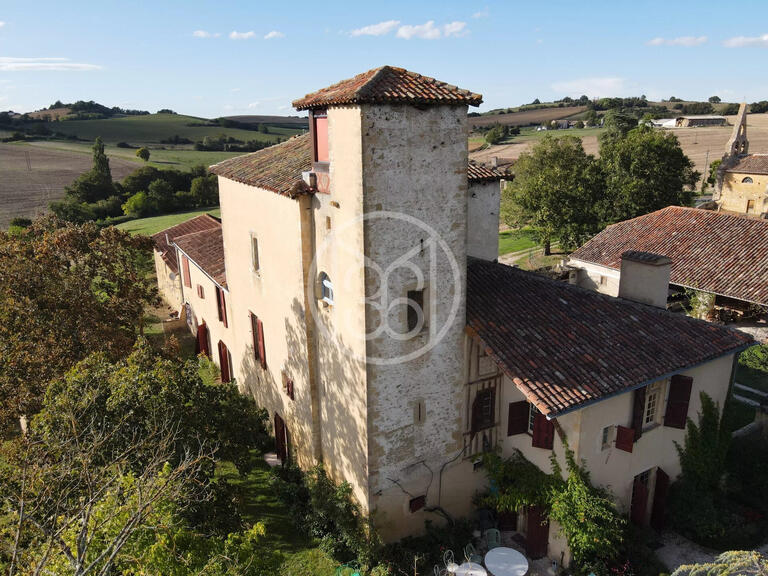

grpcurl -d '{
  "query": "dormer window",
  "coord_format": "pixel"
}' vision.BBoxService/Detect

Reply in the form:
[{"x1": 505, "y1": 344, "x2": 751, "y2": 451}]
[
  {"x1": 312, "y1": 110, "x2": 329, "y2": 164},
  {"x1": 742, "y1": 177, "x2": 753, "y2": 184}
]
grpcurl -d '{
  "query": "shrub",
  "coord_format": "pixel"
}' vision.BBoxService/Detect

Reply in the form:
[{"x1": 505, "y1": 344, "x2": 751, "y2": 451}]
[
  {"x1": 116, "y1": 141, "x2": 133, "y2": 148},
  {"x1": 9, "y1": 217, "x2": 32, "y2": 228},
  {"x1": 279, "y1": 549, "x2": 338, "y2": 576}
]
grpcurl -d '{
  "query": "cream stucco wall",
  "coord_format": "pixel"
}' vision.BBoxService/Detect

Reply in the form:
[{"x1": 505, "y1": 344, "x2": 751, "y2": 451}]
[
  {"x1": 719, "y1": 171, "x2": 768, "y2": 215},
  {"x1": 176, "y1": 248, "x2": 233, "y2": 372},
  {"x1": 467, "y1": 180, "x2": 501, "y2": 261},
  {"x1": 154, "y1": 250, "x2": 183, "y2": 311},
  {"x1": 569, "y1": 258, "x2": 620, "y2": 297},
  {"x1": 216, "y1": 178, "x2": 319, "y2": 472}
]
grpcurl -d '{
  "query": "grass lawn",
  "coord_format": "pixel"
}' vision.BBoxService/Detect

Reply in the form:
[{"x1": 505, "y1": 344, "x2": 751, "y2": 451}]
[
  {"x1": 217, "y1": 455, "x2": 314, "y2": 556},
  {"x1": 516, "y1": 251, "x2": 565, "y2": 271},
  {"x1": 117, "y1": 207, "x2": 221, "y2": 236},
  {"x1": 498, "y1": 227, "x2": 540, "y2": 255}
]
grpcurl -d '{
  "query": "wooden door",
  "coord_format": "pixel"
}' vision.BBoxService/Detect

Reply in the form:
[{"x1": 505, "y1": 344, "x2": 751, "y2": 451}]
[
  {"x1": 274, "y1": 413, "x2": 288, "y2": 463},
  {"x1": 196, "y1": 323, "x2": 210, "y2": 357},
  {"x1": 631, "y1": 476, "x2": 649, "y2": 526},
  {"x1": 650, "y1": 468, "x2": 670, "y2": 530},
  {"x1": 218, "y1": 341, "x2": 231, "y2": 383},
  {"x1": 525, "y1": 505, "x2": 549, "y2": 559}
]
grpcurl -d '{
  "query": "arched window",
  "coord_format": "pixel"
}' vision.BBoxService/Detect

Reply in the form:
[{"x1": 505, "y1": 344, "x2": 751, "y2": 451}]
[
  {"x1": 742, "y1": 177, "x2": 754, "y2": 184},
  {"x1": 318, "y1": 272, "x2": 333, "y2": 305}
]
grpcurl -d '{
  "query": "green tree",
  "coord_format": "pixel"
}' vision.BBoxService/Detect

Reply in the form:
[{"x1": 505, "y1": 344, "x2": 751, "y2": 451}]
[
  {"x1": 672, "y1": 551, "x2": 768, "y2": 576},
  {"x1": 147, "y1": 179, "x2": 176, "y2": 212},
  {"x1": 63, "y1": 137, "x2": 115, "y2": 204},
  {"x1": 190, "y1": 174, "x2": 219, "y2": 206},
  {"x1": 122, "y1": 190, "x2": 156, "y2": 217},
  {"x1": 599, "y1": 125, "x2": 699, "y2": 223},
  {"x1": 0, "y1": 217, "x2": 156, "y2": 430},
  {"x1": 708, "y1": 95, "x2": 722, "y2": 104},
  {"x1": 501, "y1": 135, "x2": 604, "y2": 254},
  {"x1": 136, "y1": 146, "x2": 150, "y2": 162}
]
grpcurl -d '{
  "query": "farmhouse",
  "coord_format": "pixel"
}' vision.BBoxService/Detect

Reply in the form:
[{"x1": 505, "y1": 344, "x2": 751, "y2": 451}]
[
  {"x1": 715, "y1": 103, "x2": 768, "y2": 217},
  {"x1": 152, "y1": 66, "x2": 752, "y2": 563},
  {"x1": 674, "y1": 115, "x2": 726, "y2": 127},
  {"x1": 569, "y1": 206, "x2": 768, "y2": 311}
]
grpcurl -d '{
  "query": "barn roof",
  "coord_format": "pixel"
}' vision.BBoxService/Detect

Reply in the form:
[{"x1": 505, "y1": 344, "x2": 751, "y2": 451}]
[{"x1": 151, "y1": 214, "x2": 221, "y2": 274}]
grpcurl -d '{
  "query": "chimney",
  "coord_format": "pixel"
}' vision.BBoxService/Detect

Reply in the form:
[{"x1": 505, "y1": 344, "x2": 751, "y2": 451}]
[{"x1": 618, "y1": 251, "x2": 671, "y2": 309}]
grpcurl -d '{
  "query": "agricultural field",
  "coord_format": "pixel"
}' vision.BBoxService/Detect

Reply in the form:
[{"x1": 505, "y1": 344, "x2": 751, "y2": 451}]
[
  {"x1": 0, "y1": 142, "x2": 137, "y2": 228},
  {"x1": 470, "y1": 105, "x2": 587, "y2": 128},
  {"x1": 42, "y1": 113, "x2": 304, "y2": 144},
  {"x1": 472, "y1": 113, "x2": 768, "y2": 176}
]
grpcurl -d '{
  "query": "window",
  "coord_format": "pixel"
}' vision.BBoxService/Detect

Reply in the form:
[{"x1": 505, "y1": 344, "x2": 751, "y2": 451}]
[
  {"x1": 196, "y1": 284, "x2": 205, "y2": 299},
  {"x1": 319, "y1": 272, "x2": 333, "y2": 305},
  {"x1": 406, "y1": 289, "x2": 425, "y2": 333},
  {"x1": 742, "y1": 177, "x2": 754, "y2": 184},
  {"x1": 216, "y1": 286, "x2": 228, "y2": 327},
  {"x1": 644, "y1": 382, "x2": 662, "y2": 427},
  {"x1": 471, "y1": 387, "x2": 496, "y2": 432},
  {"x1": 602, "y1": 425, "x2": 615, "y2": 450},
  {"x1": 312, "y1": 110, "x2": 329, "y2": 163},
  {"x1": 250, "y1": 313, "x2": 266, "y2": 369},
  {"x1": 414, "y1": 400, "x2": 426, "y2": 424},
  {"x1": 747, "y1": 199, "x2": 756, "y2": 213},
  {"x1": 599, "y1": 275, "x2": 607, "y2": 286},
  {"x1": 326, "y1": 216, "x2": 332, "y2": 231},
  {"x1": 528, "y1": 403, "x2": 538, "y2": 433},
  {"x1": 250, "y1": 235, "x2": 260, "y2": 273}
]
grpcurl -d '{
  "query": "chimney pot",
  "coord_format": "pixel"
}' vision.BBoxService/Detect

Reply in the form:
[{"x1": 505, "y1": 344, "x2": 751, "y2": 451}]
[{"x1": 618, "y1": 251, "x2": 671, "y2": 309}]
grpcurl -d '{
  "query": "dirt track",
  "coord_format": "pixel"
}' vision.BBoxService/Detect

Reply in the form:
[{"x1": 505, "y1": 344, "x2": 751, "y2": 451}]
[
  {"x1": 0, "y1": 143, "x2": 137, "y2": 228},
  {"x1": 471, "y1": 114, "x2": 768, "y2": 175}
]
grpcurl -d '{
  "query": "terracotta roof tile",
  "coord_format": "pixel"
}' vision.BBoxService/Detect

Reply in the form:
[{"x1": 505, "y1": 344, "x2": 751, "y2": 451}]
[
  {"x1": 292, "y1": 66, "x2": 482, "y2": 111},
  {"x1": 151, "y1": 214, "x2": 221, "y2": 273},
  {"x1": 212, "y1": 133, "x2": 496, "y2": 195},
  {"x1": 467, "y1": 162, "x2": 505, "y2": 182},
  {"x1": 467, "y1": 259, "x2": 752, "y2": 416},
  {"x1": 173, "y1": 226, "x2": 226, "y2": 287},
  {"x1": 209, "y1": 134, "x2": 313, "y2": 198},
  {"x1": 570, "y1": 206, "x2": 768, "y2": 305},
  {"x1": 725, "y1": 154, "x2": 768, "y2": 175}
]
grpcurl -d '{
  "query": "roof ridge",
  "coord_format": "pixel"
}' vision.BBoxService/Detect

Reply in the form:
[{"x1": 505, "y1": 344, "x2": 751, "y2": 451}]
[{"x1": 356, "y1": 66, "x2": 390, "y2": 100}]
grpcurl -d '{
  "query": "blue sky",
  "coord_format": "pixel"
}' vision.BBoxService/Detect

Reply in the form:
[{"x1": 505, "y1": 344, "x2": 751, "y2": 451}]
[{"x1": 1, "y1": 0, "x2": 768, "y2": 117}]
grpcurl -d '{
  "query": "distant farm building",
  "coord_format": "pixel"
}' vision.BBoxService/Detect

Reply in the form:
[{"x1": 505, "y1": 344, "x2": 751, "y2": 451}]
[{"x1": 675, "y1": 115, "x2": 726, "y2": 127}]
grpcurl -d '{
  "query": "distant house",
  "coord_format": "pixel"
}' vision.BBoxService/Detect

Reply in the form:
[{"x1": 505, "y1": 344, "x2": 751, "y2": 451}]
[
  {"x1": 568, "y1": 206, "x2": 768, "y2": 316},
  {"x1": 675, "y1": 115, "x2": 726, "y2": 127},
  {"x1": 715, "y1": 103, "x2": 768, "y2": 217}
]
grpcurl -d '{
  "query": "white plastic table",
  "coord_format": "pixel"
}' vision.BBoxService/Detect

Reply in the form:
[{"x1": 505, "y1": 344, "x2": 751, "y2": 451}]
[
  {"x1": 453, "y1": 562, "x2": 487, "y2": 576},
  {"x1": 483, "y1": 547, "x2": 528, "y2": 576}
]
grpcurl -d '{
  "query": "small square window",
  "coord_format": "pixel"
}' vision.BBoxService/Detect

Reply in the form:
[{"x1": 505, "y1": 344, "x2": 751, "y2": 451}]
[
  {"x1": 196, "y1": 285, "x2": 205, "y2": 299},
  {"x1": 406, "y1": 289, "x2": 425, "y2": 333},
  {"x1": 602, "y1": 425, "x2": 615, "y2": 450},
  {"x1": 409, "y1": 495, "x2": 426, "y2": 513}
]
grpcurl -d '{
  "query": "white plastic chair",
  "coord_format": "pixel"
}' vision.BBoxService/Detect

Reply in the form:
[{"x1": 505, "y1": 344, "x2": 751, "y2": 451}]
[{"x1": 444, "y1": 549, "x2": 459, "y2": 573}]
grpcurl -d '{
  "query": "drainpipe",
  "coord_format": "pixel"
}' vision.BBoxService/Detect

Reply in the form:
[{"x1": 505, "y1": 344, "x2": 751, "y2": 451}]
[{"x1": 298, "y1": 194, "x2": 323, "y2": 462}]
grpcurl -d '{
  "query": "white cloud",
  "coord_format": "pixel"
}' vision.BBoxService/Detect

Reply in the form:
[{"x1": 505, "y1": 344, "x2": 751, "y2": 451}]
[
  {"x1": 646, "y1": 36, "x2": 707, "y2": 46},
  {"x1": 193, "y1": 30, "x2": 211, "y2": 38},
  {"x1": 0, "y1": 57, "x2": 102, "y2": 71},
  {"x1": 351, "y1": 20, "x2": 400, "y2": 37},
  {"x1": 396, "y1": 20, "x2": 468, "y2": 40},
  {"x1": 723, "y1": 33, "x2": 768, "y2": 48},
  {"x1": 247, "y1": 102, "x2": 260, "y2": 109},
  {"x1": 229, "y1": 30, "x2": 256, "y2": 40},
  {"x1": 264, "y1": 30, "x2": 284, "y2": 40},
  {"x1": 0, "y1": 21, "x2": 5, "y2": 28},
  {"x1": 472, "y1": 8, "x2": 489, "y2": 19},
  {"x1": 551, "y1": 77, "x2": 626, "y2": 98},
  {"x1": 230, "y1": 88, "x2": 241, "y2": 92}
]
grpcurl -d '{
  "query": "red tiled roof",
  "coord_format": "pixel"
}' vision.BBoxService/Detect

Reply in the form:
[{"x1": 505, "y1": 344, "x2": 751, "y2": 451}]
[
  {"x1": 292, "y1": 66, "x2": 482, "y2": 111},
  {"x1": 725, "y1": 154, "x2": 768, "y2": 175},
  {"x1": 173, "y1": 227, "x2": 227, "y2": 287},
  {"x1": 467, "y1": 162, "x2": 505, "y2": 182},
  {"x1": 209, "y1": 134, "x2": 313, "y2": 198},
  {"x1": 570, "y1": 206, "x2": 768, "y2": 305},
  {"x1": 211, "y1": 133, "x2": 497, "y2": 195},
  {"x1": 151, "y1": 214, "x2": 221, "y2": 273},
  {"x1": 466, "y1": 259, "x2": 752, "y2": 417}
]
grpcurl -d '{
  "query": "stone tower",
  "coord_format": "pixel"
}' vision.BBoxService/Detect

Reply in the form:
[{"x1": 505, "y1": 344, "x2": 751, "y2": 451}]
[{"x1": 725, "y1": 102, "x2": 749, "y2": 157}]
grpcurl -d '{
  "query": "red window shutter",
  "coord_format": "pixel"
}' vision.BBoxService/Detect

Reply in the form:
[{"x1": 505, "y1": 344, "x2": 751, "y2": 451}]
[
  {"x1": 508, "y1": 401, "x2": 529, "y2": 436},
  {"x1": 313, "y1": 113, "x2": 329, "y2": 162},
  {"x1": 182, "y1": 255, "x2": 191, "y2": 288},
  {"x1": 650, "y1": 468, "x2": 670, "y2": 530},
  {"x1": 257, "y1": 318, "x2": 266, "y2": 369},
  {"x1": 631, "y1": 386, "x2": 646, "y2": 441},
  {"x1": 196, "y1": 323, "x2": 210, "y2": 357},
  {"x1": 216, "y1": 287, "x2": 228, "y2": 327},
  {"x1": 197, "y1": 285, "x2": 204, "y2": 299},
  {"x1": 531, "y1": 412, "x2": 554, "y2": 449},
  {"x1": 409, "y1": 495, "x2": 426, "y2": 513},
  {"x1": 218, "y1": 341, "x2": 231, "y2": 383},
  {"x1": 630, "y1": 477, "x2": 649, "y2": 526},
  {"x1": 615, "y1": 425, "x2": 635, "y2": 452},
  {"x1": 664, "y1": 375, "x2": 693, "y2": 429}
]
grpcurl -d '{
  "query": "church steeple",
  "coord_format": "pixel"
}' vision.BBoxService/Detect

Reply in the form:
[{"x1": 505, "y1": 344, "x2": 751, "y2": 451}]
[{"x1": 725, "y1": 102, "x2": 749, "y2": 157}]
